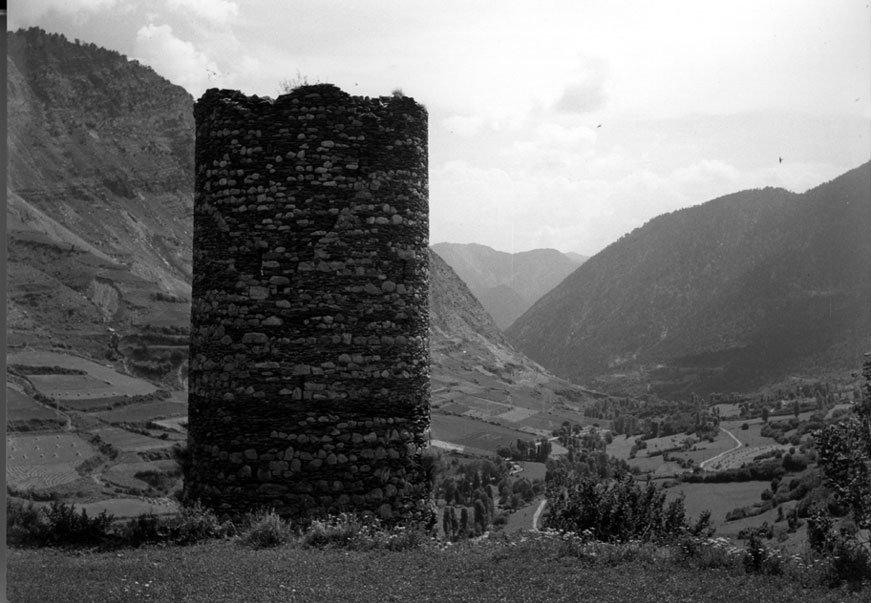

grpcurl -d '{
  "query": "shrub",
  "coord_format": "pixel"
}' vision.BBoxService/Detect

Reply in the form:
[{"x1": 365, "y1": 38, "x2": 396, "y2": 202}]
[
  {"x1": 164, "y1": 501, "x2": 235, "y2": 545},
  {"x1": 7, "y1": 501, "x2": 113, "y2": 547},
  {"x1": 743, "y1": 528, "x2": 784, "y2": 575},
  {"x1": 119, "y1": 513, "x2": 165, "y2": 546},
  {"x1": 544, "y1": 472, "x2": 712, "y2": 543},
  {"x1": 6, "y1": 501, "x2": 48, "y2": 546},
  {"x1": 239, "y1": 509, "x2": 292, "y2": 549}
]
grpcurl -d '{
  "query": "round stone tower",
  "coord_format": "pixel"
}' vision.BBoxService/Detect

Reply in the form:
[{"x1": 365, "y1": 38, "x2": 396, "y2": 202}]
[{"x1": 187, "y1": 85, "x2": 430, "y2": 521}]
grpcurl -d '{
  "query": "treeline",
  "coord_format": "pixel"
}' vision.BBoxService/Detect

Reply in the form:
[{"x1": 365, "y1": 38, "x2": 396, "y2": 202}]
[
  {"x1": 547, "y1": 422, "x2": 633, "y2": 483},
  {"x1": 435, "y1": 457, "x2": 540, "y2": 540},
  {"x1": 496, "y1": 437, "x2": 552, "y2": 462},
  {"x1": 586, "y1": 395, "x2": 719, "y2": 441}
]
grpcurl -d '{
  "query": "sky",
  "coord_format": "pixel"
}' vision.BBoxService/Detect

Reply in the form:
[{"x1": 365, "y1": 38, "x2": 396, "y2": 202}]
[{"x1": 9, "y1": 0, "x2": 871, "y2": 256}]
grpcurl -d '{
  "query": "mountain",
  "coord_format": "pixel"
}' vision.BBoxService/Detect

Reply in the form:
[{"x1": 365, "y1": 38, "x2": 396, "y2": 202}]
[
  {"x1": 507, "y1": 163, "x2": 871, "y2": 396},
  {"x1": 7, "y1": 27, "x2": 195, "y2": 380},
  {"x1": 6, "y1": 28, "x2": 599, "y2": 426},
  {"x1": 430, "y1": 242, "x2": 586, "y2": 329}
]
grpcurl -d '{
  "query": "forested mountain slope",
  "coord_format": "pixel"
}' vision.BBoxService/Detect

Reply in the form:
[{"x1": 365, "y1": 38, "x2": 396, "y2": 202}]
[{"x1": 508, "y1": 163, "x2": 871, "y2": 396}]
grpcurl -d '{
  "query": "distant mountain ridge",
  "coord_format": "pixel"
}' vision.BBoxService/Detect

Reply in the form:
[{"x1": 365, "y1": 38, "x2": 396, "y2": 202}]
[
  {"x1": 507, "y1": 163, "x2": 871, "y2": 396},
  {"x1": 431, "y1": 242, "x2": 586, "y2": 329}
]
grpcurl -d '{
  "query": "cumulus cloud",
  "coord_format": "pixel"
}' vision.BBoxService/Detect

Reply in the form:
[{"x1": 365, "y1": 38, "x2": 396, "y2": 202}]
[
  {"x1": 165, "y1": 0, "x2": 239, "y2": 26},
  {"x1": 134, "y1": 23, "x2": 221, "y2": 97},
  {"x1": 8, "y1": 0, "x2": 120, "y2": 27}
]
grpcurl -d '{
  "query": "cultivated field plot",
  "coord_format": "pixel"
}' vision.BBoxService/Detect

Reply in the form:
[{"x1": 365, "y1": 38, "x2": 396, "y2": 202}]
[
  {"x1": 431, "y1": 413, "x2": 530, "y2": 456},
  {"x1": 513, "y1": 408, "x2": 602, "y2": 436},
  {"x1": 6, "y1": 433, "x2": 96, "y2": 490},
  {"x1": 8, "y1": 350, "x2": 158, "y2": 399},
  {"x1": 671, "y1": 434, "x2": 737, "y2": 465},
  {"x1": 518, "y1": 461, "x2": 547, "y2": 481},
  {"x1": 664, "y1": 480, "x2": 770, "y2": 527},
  {"x1": 28, "y1": 373, "x2": 127, "y2": 402},
  {"x1": 457, "y1": 395, "x2": 512, "y2": 419},
  {"x1": 103, "y1": 459, "x2": 180, "y2": 491},
  {"x1": 93, "y1": 427, "x2": 177, "y2": 453},
  {"x1": 607, "y1": 434, "x2": 636, "y2": 461},
  {"x1": 702, "y1": 443, "x2": 791, "y2": 472},
  {"x1": 719, "y1": 419, "x2": 774, "y2": 448},
  {"x1": 93, "y1": 400, "x2": 187, "y2": 424},
  {"x1": 76, "y1": 497, "x2": 180, "y2": 519},
  {"x1": 6, "y1": 385, "x2": 58, "y2": 423},
  {"x1": 151, "y1": 416, "x2": 188, "y2": 432},
  {"x1": 497, "y1": 407, "x2": 538, "y2": 423}
]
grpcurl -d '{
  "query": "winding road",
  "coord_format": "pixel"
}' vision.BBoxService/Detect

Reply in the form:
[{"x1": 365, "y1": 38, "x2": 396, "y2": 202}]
[{"x1": 698, "y1": 426, "x2": 743, "y2": 470}]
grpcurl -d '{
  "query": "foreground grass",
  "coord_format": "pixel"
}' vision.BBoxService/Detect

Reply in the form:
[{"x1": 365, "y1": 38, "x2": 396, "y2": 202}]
[{"x1": 7, "y1": 536, "x2": 866, "y2": 603}]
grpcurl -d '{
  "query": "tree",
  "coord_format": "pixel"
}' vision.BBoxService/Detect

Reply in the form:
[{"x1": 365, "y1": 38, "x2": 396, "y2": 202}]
[
  {"x1": 814, "y1": 373, "x2": 871, "y2": 531},
  {"x1": 459, "y1": 507, "x2": 469, "y2": 537},
  {"x1": 761, "y1": 406, "x2": 769, "y2": 423},
  {"x1": 811, "y1": 354, "x2": 871, "y2": 577}
]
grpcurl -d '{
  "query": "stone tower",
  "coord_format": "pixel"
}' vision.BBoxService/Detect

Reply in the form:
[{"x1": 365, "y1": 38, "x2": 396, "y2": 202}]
[{"x1": 187, "y1": 85, "x2": 430, "y2": 521}]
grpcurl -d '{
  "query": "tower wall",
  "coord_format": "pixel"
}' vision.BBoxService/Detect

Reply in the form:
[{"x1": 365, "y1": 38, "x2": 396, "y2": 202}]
[{"x1": 187, "y1": 85, "x2": 430, "y2": 521}]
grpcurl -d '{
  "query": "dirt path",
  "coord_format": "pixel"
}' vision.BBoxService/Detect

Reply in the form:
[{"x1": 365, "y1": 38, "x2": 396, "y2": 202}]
[
  {"x1": 532, "y1": 498, "x2": 547, "y2": 530},
  {"x1": 699, "y1": 426, "x2": 743, "y2": 470}
]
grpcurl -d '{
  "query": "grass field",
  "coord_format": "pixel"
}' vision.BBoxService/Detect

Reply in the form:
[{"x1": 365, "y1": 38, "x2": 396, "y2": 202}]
[
  {"x1": 74, "y1": 496, "x2": 181, "y2": 519},
  {"x1": 518, "y1": 461, "x2": 547, "y2": 481},
  {"x1": 6, "y1": 385, "x2": 61, "y2": 424},
  {"x1": 664, "y1": 480, "x2": 770, "y2": 526},
  {"x1": 8, "y1": 538, "x2": 866, "y2": 603},
  {"x1": 8, "y1": 350, "x2": 158, "y2": 399},
  {"x1": 102, "y1": 459, "x2": 181, "y2": 492},
  {"x1": 93, "y1": 427, "x2": 177, "y2": 453},
  {"x1": 431, "y1": 413, "x2": 531, "y2": 456},
  {"x1": 6, "y1": 433, "x2": 97, "y2": 490},
  {"x1": 93, "y1": 400, "x2": 187, "y2": 424}
]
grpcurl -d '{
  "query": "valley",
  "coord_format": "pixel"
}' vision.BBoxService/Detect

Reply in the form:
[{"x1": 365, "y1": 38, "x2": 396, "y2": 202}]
[{"x1": 5, "y1": 27, "x2": 869, "y2": 557}]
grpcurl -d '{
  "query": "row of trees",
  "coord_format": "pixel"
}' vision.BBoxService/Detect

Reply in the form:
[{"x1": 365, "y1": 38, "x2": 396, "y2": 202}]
[{"x1": 496, "y1": 437, "x2": 552, "y2": 462}]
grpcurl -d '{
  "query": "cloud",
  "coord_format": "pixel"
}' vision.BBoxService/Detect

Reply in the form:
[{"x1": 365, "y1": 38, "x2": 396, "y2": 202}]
[
  {"x1": 8, "y1": 0, "x2": 120, "y2": 28},
  {"x1": 441, "y1": 115, "x2": 486, "y2": 137},
  {"x1": 134, "y1": 23, "x2": 220, "y2": 97},
  {"x1": 165, "y1": 0, "x2": 239, "y2": 26},
  {"x1": 556, "y1": 82, "x2": 606, "y2": 114},
  {"x1": 555, "y1": 57, "x2": 610, "y2": 114}
]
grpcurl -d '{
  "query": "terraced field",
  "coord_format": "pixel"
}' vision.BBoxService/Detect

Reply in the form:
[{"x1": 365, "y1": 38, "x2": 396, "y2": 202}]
[
  {"x1": 92, "y1": 400, "x2": 187, "y2": 424},
  {"x1": 6, "y1": 433, "x2": 96, "y2": 490},
  {"x1": 8, "y1": 350, "x2": 158, "y2": 400},
  {"x1": 6, "y1": 385, "x2": 61, "y2": 425},
  {"x1": 92, "y1": 426, "x2": 179, "y2": 453},
  {"x1": 102, "y1": 459, "x2": 180, "y2": 492}
]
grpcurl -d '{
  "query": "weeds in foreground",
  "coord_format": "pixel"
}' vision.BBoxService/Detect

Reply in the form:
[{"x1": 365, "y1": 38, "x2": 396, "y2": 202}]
[
  {"x1": 238, "y1": 508, "x2": 293, "y2": 549},
  {"x1": 302, "y1": 513, "x2": 424, "y2": 551},
  {"x1": 6, "y1": 501, "x2": 870, "y2": 592}
]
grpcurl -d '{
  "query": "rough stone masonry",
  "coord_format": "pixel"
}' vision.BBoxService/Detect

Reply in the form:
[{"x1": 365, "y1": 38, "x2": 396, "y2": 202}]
[{"x1": 187, "y1": 84, "x2": 431, "y2": 521}]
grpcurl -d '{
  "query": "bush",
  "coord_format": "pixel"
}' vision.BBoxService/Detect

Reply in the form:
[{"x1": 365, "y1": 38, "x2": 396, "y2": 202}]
[
  {"x1": 544, "y1": 472, "x2": 712, "y2": 543},
  {"x1": 119, "y1": 513, "x2": 165, "y2": 546},
  {"x1": 239, "y1": 509, "x2": 292, "y2": 549},
  {"x1": 164, "y1": 502, "x2": 235, "y2": 545},
  {"x1": 7, "y1": 501, "x2": 113, "y2": 547}
]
